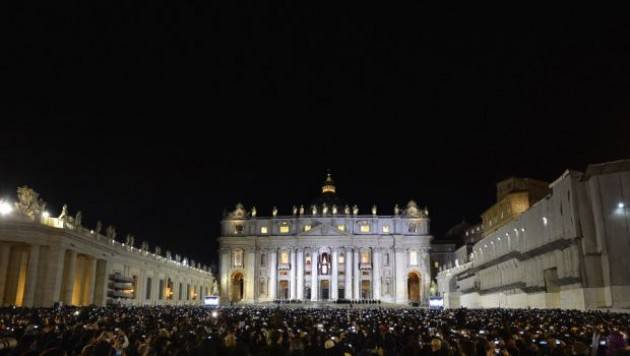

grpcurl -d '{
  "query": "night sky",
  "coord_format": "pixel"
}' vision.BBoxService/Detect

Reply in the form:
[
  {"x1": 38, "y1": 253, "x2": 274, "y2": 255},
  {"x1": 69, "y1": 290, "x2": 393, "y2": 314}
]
[{"x1": 4, "y1": 3, "x2": 630, "y2": 269}]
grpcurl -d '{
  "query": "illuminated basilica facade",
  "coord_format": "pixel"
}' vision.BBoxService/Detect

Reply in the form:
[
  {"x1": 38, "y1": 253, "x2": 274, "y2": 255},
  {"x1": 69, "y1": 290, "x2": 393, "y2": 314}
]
[{"x1": 218, "y1": 174, "x2": 433, "y2": 304}]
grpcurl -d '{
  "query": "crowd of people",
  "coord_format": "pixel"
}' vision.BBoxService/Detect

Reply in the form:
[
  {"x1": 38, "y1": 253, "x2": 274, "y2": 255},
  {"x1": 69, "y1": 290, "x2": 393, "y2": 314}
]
[{"x1": 0, "y1": 304, "x2": 629, "y2": 356}]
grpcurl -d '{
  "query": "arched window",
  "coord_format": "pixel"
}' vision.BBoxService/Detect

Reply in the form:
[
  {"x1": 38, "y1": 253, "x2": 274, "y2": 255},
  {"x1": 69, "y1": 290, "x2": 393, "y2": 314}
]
[
  {"x1": 320, "y1": 253, "x2": 330, "y2": 275},
  {"x1": 361, "y1": 250, "x2": 370, "y2": 264},
  {"x1": 280, "y1": 251, "x2": 289, "y2": 264},
  {"x1": 305, "y1": 253, "x2": 312, "y2": 268},
  {"x1": 409, "y1": 250, "x2": 418, "y2": 266},
  {"x1": 233, "y1": 249, "x2": 243, "y2": 267}
]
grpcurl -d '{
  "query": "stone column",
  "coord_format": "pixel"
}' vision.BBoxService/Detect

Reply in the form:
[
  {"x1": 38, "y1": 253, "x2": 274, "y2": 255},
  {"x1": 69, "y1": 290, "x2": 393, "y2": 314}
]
[
  {"x1": 245, "y1": 248, "x2": 256, "y2": 301},
  {"x1": 219, "y1": 248, "x2": 230, "y2": 301},
  {"x1": 23, "y1": 245, "x2": 40, "y2": 307},
  {"x1": 40, "y1": 246, "x2": 66, "y2": 307},
  {"x1": 289, "y1": 249, "x2": 296, "y2": 299},
  {"x1": 296, "y1": 249, "x2": 304, "y2": 300},
  {"x1": 269, "y1": 249, "x2": 277, "y2": 300},
  {"x1": 422, "y1": 249, "x2": 431, "y2": 305},
  {"x1": 93, "y1": 259, "x2": 109, "y2": 306},
  {"x1": 3, "y1": 247, "x2": 21, "y2": 305},
  {"x1": 345, "y1": 247, "x2": 352, "y2": 300},
  {"x1": 0, "y1": 244, "x2": 11, "y2": 306},
  {"x1": 136, "y1": 269, "x2": 145, "y2": 305},
  {"x1": 153, "y1": 273, "x2": 160, "y2": 305},
  {"x1": 395, "y1": 248, "x2": 407, "y2": 304},
  {"x1": 86, "y1": 257, "x2": 97, "y2": 305},
  {"x1": 353, "y1": 249, "x2": 360, "y2": 299},
  {"x1": 372, "y1": 248, "x2": 381, "y2": 300},
  {"x1": 16, "y1": 250, "x2": 29, "y2": 306},
  {"x1": 63, "y1": 250, "x2": 77, "y2": 305},
  {"x1": 311, "y1": 249, "x2": 319, "y2": 301},
  {"x1": 331, "y1": 249, "x2": 338, "y2": 300}
]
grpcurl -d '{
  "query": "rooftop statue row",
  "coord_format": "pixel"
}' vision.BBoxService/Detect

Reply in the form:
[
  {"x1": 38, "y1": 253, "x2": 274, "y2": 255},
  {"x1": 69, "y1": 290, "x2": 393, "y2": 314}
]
[
  {"x1": 226, "y1": 200, "x2": 429, "y2": 220},
  {"x1": 4, "y1": 186, "x2": 211, "y2": 273}
]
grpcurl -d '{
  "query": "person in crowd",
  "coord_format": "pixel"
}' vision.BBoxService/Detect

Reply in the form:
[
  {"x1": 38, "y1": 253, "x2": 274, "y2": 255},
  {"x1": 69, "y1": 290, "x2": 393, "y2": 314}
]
[{"x1": 1, "y1": 305, "x2": 630, "y2": 356}]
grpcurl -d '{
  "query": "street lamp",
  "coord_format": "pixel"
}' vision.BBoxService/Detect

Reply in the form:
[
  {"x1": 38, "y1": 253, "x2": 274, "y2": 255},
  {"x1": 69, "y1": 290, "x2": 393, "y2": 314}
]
[{"x1": 0, "y1": 200, "x2": 13, "y2": 216}]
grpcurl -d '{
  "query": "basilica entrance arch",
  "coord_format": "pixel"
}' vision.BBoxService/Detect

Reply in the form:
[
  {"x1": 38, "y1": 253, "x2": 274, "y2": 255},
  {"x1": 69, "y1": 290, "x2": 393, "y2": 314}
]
[
  {"x1": 230, "y1": 272, "x2": 244, "y2": 302},
  {"x1": 408, "y1": 272, "x2": 421, "y2": 302},
  {"x1": 279, "y1": 280, "x2": 289, "y2": 300},
  {"x1": 320, "y1": 280, "x2": 330, "y2": 300}
]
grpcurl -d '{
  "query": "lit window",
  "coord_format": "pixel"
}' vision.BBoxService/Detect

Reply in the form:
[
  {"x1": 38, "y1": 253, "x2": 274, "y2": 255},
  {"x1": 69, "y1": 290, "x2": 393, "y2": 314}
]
[
  {"x1": 303, "y1": 225, "x2": 311, "y2": 232},
  {"x1": 338, "y1": 253, "x2": 345, "y2": 264},
  {"x1": 337, "y1": 224, "x2": 345, "y2": 231},
  {"x1": 361, "y1": 250, "x2": 370, "y2": 264},
  {"x1": 280, "y1": 225, "x2": 290, "y2": 233},
  {"x1": 280, "y1": 251, "x2": 289, "y2": 264},
  {"x1": 382, "y1": 225, "x2": 390, "y2": 233},
  {"x1": 434, "y1": 261, "x2": 439, "y2": 268},
  {"x1": 360, "y1": 224, "x2": 370, "y2": 233},
  {"x1": 233, "y1": 249, "x2": 243, "y2": 267},
  {"x1": 234, "y1": 225, "x2": 243, "y2": 234},
  {"x1": 305, "y1": 254, "x2": 311, "y2": 267},
  {"x1": 409, "y1": 250, "x2": 417, "y2": 266},
  {"x1": 260, "y1": 226, "x2": 268, "y2": 234},
  {"x1": 320, "y1": 253, "x2": 330, "y2": 275}
]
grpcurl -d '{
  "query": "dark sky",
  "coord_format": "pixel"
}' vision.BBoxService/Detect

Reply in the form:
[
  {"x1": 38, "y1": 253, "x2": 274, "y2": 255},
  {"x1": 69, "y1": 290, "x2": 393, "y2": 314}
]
[{"x1": 4, "y1": 3, "x2": 630, "y2": 269}]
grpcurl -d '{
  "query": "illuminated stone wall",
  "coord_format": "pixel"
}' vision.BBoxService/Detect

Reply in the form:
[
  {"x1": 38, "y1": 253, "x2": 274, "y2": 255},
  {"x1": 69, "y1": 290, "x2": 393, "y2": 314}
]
[
  {"x1": 0, "y1": 202, "x2": 216, "y2": 308},
  {"x1": 218, "y1": 200, "x2": 434, "y2": 305},
  {"x1": 438, "y1": 160, "x2": 630, "y2": 310}
]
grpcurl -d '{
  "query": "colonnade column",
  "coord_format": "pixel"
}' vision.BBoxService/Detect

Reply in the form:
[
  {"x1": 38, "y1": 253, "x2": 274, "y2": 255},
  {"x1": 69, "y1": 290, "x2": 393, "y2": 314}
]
[
  {"x1": 331, "y1": 249, "x2": 338, "y2": 300},
  {"x1": 93, "y1": 259, "x2": 109, "y2": 306},
  {"x1": 23, "y1": 245, "x2": 40, "y2": 307},
  {"x1": 311, "y1": 249, "x2": 319, "y2": 301},
  {"x1": 85, "y1": 257, "x2": 97, "y2": 305},
  {"x1": 345, "y1": 247, "x2": 352, "y2": 300},
  {"x1": 0, "y1": 244, "x2": 11, "y2": 305},
  {"x1": 63, "y1": 250, "x2": 77, "y2": 305},
  {"x1": 269, "y1": 249, "x2": 277, "y2": 300},
  {"x1": 296, "y1": 249, "x2": 304, "y2": 300},
  {"x1": 40, "y1": 246, "x2": 65, "y2": 307}
]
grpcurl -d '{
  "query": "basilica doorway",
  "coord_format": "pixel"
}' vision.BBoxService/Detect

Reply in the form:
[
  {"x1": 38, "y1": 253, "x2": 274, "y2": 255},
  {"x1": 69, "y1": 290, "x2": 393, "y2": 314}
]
[
  {"x1": 279, "y1": 280, "x2": 289, "y2": 300},
  {"x1": 230, "y1": 272, "x2": 244, "y2": 302},
  {"x1": 408, "y1": 272, "x2": 421, "y2": 302},
  {"x1": 319, "y1": 280, "x2": 330, "y2": 300},
  {"x1": 361, "y1": 280, "x2": 371, "y2": 299}
]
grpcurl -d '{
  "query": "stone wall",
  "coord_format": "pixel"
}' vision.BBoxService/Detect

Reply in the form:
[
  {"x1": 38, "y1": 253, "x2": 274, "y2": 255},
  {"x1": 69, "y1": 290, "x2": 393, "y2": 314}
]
[{"x1": 438, "y1": 160, "x2": 630, "y2": 310}]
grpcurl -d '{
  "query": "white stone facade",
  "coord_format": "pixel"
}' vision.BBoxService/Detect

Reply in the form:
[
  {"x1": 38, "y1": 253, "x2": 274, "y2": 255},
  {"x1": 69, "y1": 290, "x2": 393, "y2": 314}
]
[
  {"x1": 437, "y1": 159, "x2": 630, "y2": 310},
  {"x1": 218, "y1": 176, "x2": 433, "y2": 305},
  {"x1": 0, "y1": 188, "x2": 216, "y2": 307}
]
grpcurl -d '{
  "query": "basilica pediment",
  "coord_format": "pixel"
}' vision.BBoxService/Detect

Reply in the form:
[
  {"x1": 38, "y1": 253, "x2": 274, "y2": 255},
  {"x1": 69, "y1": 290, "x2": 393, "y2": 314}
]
[{"x1": 297, "y1": 222, "x2": 350, "y2": 237}]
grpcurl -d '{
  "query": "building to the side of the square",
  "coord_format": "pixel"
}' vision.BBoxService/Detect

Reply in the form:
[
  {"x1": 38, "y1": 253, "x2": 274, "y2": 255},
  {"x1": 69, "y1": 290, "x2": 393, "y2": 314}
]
[
  {"x1": 0, "y1": 187, "x2": 217, "y2": 308},
  {"x1": 437, "y1": 159, "x2": 630, "y2": 310},
  {"x1": 218, "y1": 173, "x2": 434, "y2": 305}
]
